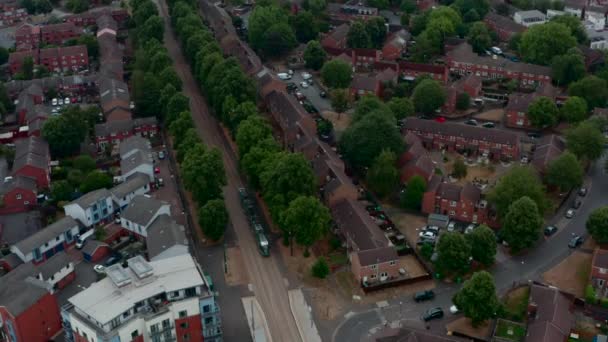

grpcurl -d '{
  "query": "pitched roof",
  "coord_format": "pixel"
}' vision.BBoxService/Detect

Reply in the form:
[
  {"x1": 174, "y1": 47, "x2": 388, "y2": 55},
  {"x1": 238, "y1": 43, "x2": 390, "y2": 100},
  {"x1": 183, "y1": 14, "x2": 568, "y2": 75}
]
[
  {"x1": 14, "y1": 136, "x2": 49, "y2": 160},
  {"x1": 99, "y1": 77, "x2": 130, "y2": 112},
  {"x1": 526, "y1": 284, "x2": 573, "y2": 342},
  {"x1": 331, "y1": 198, "x2": 388, "y2": 251},
  {"x1": 13, "y1": 216, "x2": 79, "y2": 254},
  {"x1": 119, "y1": 135, "x2": 150, "y2": 158},
  {"x1": 356, "y1": 246, "x2": 398, "y2": 266},
  {"x1": 121, "y1": 195, "x2": 168, "y2": 227},
  {"x1": 351, "y1": 74, "x2": 378, "y2": 92},
  {"x1": 110, "y1": 172, "x2": 149, "y2": 200},
  {"x1": 403, "y1": 117, "x2": 519, "y2": 146},
  {"x1": 40, "y1": 22, "x2": 78, "y2": 34},
  {"x1": 35, "y1": 251, "x2": 71, "y2": 279},
  {"x1": 146, "y1": 214, "x2": 188, "y2": 259},
  {"x1": 436, "y1": 182, "x2": 461, "y2": 201},
  {"x1": 484, "y1": 12, "x2": 526, "y2": 33},
  {"x1": 81, "y1": 239, "x2": 109, "y2": 255},
  {"x1": 0, "y1": 262, "x2": 51, "y2": 316},
  {"x1": 67, "y1": 188, "x2": 111, "y2": 210},
  {"x1": 120, "y1": 150, "x2": 152, "y2": 176},
  {"x1": 94, "y1": 120, "x2": 133, "y2": 137},
  {"x1": 461, "y1": 182, "x2": 481, "y2": 202},
  {"x1": 5, "y1": 175, "x2": 37, "y2": 192},
  {"x1": 506, "y1": 93, "x2": 535, "y2": 112},
  {"x1": 327, "y1": 23, "x2": 349, "y2": 43},
  {"x1": 532, "y1": 134, "x2": 565, "y2": 172},
  {"x1": 384, "y1": 29, "x2": 410, "y2": 50}
]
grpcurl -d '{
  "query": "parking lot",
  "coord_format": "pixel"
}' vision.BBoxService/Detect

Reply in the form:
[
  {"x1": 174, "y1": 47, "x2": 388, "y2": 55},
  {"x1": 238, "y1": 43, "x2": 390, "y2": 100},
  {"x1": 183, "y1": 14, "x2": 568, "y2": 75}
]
[
  {"x1": 150, "y1": 143, "x2": 187, "y2": 227},
  {"x1": 280, "y1": 71, "x2": 332, "y2": 113}
]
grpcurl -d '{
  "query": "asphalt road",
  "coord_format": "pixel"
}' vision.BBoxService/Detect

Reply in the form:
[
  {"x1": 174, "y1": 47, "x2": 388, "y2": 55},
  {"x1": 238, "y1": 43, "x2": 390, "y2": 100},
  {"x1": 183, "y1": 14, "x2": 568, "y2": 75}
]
[
  {"x1": 332, "y1": 154, "x2": 608, "y2": 342},
  {"x1": 157, "y1": 2, "x2": 302, "y2": 341}
]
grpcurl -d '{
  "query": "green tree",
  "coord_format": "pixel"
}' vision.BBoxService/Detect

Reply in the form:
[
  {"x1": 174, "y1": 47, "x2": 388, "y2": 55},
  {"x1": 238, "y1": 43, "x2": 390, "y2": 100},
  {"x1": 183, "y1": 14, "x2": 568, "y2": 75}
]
[
  {"x1": 321, "y1": 59, "x2": 352, "y2": 88},
  {"x1": 509, "y1": 32, "x2": 523, "y2": 52},
  {"x1": 387, "y1": 97, "x2": 414, "y2": 120},
  {"x1": 520, "y1": 22, "x2": 577, "y2": 65},
  {"x1": 467, "y1": 21, "x2": 492, "y2": 53},
  {"x1": 165, "y1": 93, "x2": 190, "y2": 124},
  {"x1": 66, "y1": 0, "x2": 88, "y2": 12},
  {"x1": 353, "y1": 95, "x2": 393, "y2": 123},
  {"x1": 366, "y1": 17, "x2": 388, "y2": 49},
  {"x1": 236, "y1": 115, "x2": 273, "y2": 156},
  {"x1": 527, "y1": 96, "x2": 558, "y2": 128},
  {"x1": 330, "y1": 88, "x2": 350, "y2": 113},
  {"x1": 241, "y1": 138, "x2": 280, "y2": 189},
  {"x1": 453, "y1": 271, "x2": 500, "y2": 326},
  {"x1": 586, "y1": 207, "x2": 608, "y2": 244},
  {"x1": 401, "y1": 0, "x2": 417, "y2": 13},
  {"x1": 133, "y1": 1, "x2": 158, "y2": 26},
  {"x1": 466, "y1": 225, "x2": 497, "y2": 266},
  {"x1": 560, "y1": 96, "x2": 588, "y2": 123},
  {"x1": 0, "y1": 83, "x2": 13, "y2": 113},
  {"x1": 367, "y1": 150, "x2": 399, "y2": 198},
  {"x1": 551, "y1": 15, "x2": 587, "y2": 43},
  {"x1": 436, "y1": 232, "x2": 471, "y2": 275},
  {"x1": 248, "y1": 5, "x2": 289, "y2": 51},
  {"x1": 304, "y1": 0, "x2": 327, "y2": 14},
  {"x1": 456, "y1": 93, "x2": 470, "y2": 111},
  {"x1": 368, "y1": 0, "x2": 389, "y2": 8},
  {"x1": 566, "y1": 121, "x2": 605, "y2": 161},
  {"x1": 21, "y1": 56, "x2": 34, "y2": 80},
  {"x1": 412, "y1": 79, "x2": 446, "y2": 113},
  {"x1": 502, "y1": 196, "x2": 543, "y2": 253},
  {"x1": 42, "y1": 109, "x2": 89, "y2": 158},
  {"x1": 568, "y1": 76, "x2": 608, "y2": 109},
  {"x1": 73, "y1": 155, "x2": 96, "y2": 173},
  {"x1": 51, "y1": 180, "x2": 74, "y2": 203},
  {"x1": 176, "y1": 128, "x2": 201, "y2": 162},
  {"x1": 545, "y1": 151, "x2": 583, "y2": 191},
  {"x1": 311, "y1": 257, "x2": 330, "y2": 278},
  {"x1": 452, "y1": 158, "x2": 468, "y2": 179},
  {"x1": 402, "y1": 175, "x2": 426, "y2": 210},
  {"x1": 77, "y1": 34, "x2": 99, "y2": 60},
  {"x1": 551, "y1": 50, "x2": 585, "y2": 86},
  {"x1": 226, "y1": 101, "x2": 258, "y2": 134},
  {"x1": 159, "y1": 67, "x2": 182, "y2": 91},
  {"x1": 340, "y1": 111, "x2": 404, "y2": 169},
  {"x1": 261, "y1": 22, "x2": 297, "y2": 57},
  {"x1": 182, "y1": 145, "x2": 227, "y2": 204},
  {"x1": 199, "y1": 199, "x2": 229, "y2": 241},
  {"x1": 282, "y1": 196, "x2": 331, "y2": 255},
  {"x1": 453, "y1": 0, "x2": 490, "y2": 19},
  {"x1": 169, "y1": 111, "x2": 194, "y2": 145},
  {"x1": 260, "y1": 152, "x2": 317, "y2": 219},
  {"x1": 303, "y1": 40, "x2": 327, "y2": 70},
  {"x1": 347, "y1": 20, "x2": 372, "y2": 49},
  {"x1": 291, "y1": 10, "x2": 318, "y2": 43},
  {"x1": 489, "y1": 166, "x2": 546, "y2": 218},
  {"x1": 80, "y1": 170, "x2": 112, "y2": 193},
  {"x1": 138, "y1": 16, "x2": 164, "y2": 44}
]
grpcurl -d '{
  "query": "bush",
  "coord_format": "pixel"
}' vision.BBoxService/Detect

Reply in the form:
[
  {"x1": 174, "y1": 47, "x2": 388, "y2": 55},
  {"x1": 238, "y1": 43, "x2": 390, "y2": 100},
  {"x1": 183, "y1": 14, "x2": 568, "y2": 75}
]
[
  {"x1": 420, "y1": 242, "x2": 434, "y2": 260},
  {"x1": 311, "y1": 257, "x2": 330, "y2": 279},
  {"x1": 329, "y1": 236, "x2": 342, "y2": 250},
  {"x1": 586, "y1": 284, "x2": 597, "y2": 304}
]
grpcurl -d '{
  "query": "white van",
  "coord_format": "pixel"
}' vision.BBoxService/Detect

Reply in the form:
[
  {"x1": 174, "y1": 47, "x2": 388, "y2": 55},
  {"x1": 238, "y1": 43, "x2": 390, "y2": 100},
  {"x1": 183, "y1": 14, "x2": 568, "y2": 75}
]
[
  {"x1": 490, "y1": 46, "x2": 503, "y2": 55},
  {"x1": 76, "y1": 229, "x2": 95, "y2": 249},
  {"x1": 277, "y1": 73, "x2": 291, "y2": 80}
]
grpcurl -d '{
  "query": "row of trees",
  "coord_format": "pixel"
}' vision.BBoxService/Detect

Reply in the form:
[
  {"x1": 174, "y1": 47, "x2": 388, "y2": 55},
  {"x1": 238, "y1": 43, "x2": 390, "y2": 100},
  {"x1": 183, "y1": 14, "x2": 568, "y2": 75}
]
[
  {"x1": 169, "y1": 0, "x2": 331, "y2": 252},
  {"x1": 433, "y1": 225, "x2": 497, "y2": 275}
]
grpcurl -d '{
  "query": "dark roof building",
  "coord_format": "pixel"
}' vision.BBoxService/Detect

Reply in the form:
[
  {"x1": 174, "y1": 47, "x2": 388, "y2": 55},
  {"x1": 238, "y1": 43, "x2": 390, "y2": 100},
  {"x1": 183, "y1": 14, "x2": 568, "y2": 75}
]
[
  {"x1": 525, "y1": 284, "x2": 574, "y2": 342},
  {"x1": 146, "y1": 214, "x2": 189, "y2": 259},
  {"x1": 532, "y1": 135, "x2": 565, "y2": 173}
]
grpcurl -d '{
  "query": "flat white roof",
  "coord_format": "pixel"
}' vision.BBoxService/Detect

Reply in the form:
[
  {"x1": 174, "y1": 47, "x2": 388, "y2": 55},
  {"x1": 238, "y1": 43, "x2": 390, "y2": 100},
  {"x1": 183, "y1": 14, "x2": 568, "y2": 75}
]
[{"x1": 68, "y1": 253, "x2": 204, "y2": 325}]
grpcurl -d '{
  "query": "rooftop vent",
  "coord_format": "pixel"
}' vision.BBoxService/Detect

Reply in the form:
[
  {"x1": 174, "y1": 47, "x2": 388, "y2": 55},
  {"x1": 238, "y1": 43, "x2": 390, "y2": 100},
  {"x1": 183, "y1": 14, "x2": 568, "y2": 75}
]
[
  {"x1": 106, "y1": 264, "x2": 132, "y2": 287},
  {"x1": 128, "y1": 255, "x2": 153, "y2": 279}
]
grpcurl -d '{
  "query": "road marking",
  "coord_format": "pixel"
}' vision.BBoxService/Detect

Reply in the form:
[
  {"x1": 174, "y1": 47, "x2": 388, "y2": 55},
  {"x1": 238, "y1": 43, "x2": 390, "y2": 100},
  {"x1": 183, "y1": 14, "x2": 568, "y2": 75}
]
[
  {"x1": 344, "y1": 311, "x2": 355, "y2": 319},
  {"x1": 376, "y1": 300, "x2": 389, "y2": 308},
  {"x1": 248, "y1": 283, "x2": 255, "y2": 293}
]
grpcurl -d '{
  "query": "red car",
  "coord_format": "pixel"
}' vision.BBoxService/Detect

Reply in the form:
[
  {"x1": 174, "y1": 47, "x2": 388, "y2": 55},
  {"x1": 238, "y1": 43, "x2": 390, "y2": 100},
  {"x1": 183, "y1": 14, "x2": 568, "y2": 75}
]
[
  {"x1": 154, "y1": 167, "x2": 160, "y2": 174},
  {"x1": 434, "y1": 116, "x2": 446, "y2": 123}
]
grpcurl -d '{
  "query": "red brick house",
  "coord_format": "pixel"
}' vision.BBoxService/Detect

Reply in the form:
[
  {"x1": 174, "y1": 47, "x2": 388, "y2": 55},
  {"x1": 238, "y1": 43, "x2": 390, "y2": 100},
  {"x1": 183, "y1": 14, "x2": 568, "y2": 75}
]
[
  {"x1": 399, "y1": 133, "x2": 435, "y2": 184},
  {"x1": 99, "y1": 77, "x2": 131, "y2": 122},
  {"x1": 351, "y1": 247, "x2": 400, "y2": 285},
  {"x1": 81, "y1": 240, "x2": 111, "y2": 262},
  {"x1": 0, "y1": 8, "x2": 28, "y2": 27},
  {"x1": 66, "y1": 8, "x2": 128, "y2": 27},
  {"x1": 526, "y1": 284, "x2": 574, "y2": 342},
  {"x1": 351, "y1": 73, "x2": 382, "y2": 97},
  {"x1": 504, "y1": 93, "x2": 535, "y2": 129},
  {"x1": 12, "y1": 136, "x2": 50, "y2": 189},
  {"x1": 8, "y1": 50, "x2": 37, "y2": 74},
  {"x1": 444, "y1": 74, "x2": 482, "y2": 113},
  {"x1": 352, "y1": 48, "x2": 382, "y2": 70},
  {"x1": 0, "y1": 263, "x2": 62, "y2": 342},
  {"x1": 40, "y1": 23, "x2": 80, "y2": 45},
  {"x1": 321, "y1": 23, "x2": 349, "y2": 55},
  {"x1": 398, "y1": 61, "x2": 449, "y2": 84},
  {"x1": 591, "y1": 248, "x2": 608, "y2": 298},
  {"x1": 403, "y1": 118, "x2": 520, "y2": 161},
  {"x1": 422, "y1": 176, "x2": 497, "y2": 226},
  {"x1": 15, "y1": 23, "x2": 40, "y2": 50},
  {"x1": 0, "y1": 175, "x2": 37, "y2": 212},
  {"x1": 484, "y1": 13, "x2": 526, "y2": 42},
  {"x1": 94, "y1": 117, "x2": 159, "y2": 151},
  {"x1": 39, "y1": 45, "x2": 88, "y2": 73},
  {"x1": 382, "y1": 29, "x2": 410, "y2": 61},
  {"x1": 265, "y1": 90, "x2": 317, "y2": 150},
  {"x1": 447, "y1": 43, "x2": 552, "y2": 85}
]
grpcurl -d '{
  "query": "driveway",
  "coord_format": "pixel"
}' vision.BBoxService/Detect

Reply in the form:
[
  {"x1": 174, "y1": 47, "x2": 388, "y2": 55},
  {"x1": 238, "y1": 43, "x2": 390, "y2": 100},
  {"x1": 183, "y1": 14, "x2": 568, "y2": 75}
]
[{"x1": 331, "y1": 153, "x2": 608, "y2": 341}]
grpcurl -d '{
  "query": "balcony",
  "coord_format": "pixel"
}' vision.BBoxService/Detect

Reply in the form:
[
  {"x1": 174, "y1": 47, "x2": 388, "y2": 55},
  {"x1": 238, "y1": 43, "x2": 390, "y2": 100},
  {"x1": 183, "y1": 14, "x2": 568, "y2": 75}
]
[{"x1": 202, "y1": 304, "x2": 221, "y2": 317}]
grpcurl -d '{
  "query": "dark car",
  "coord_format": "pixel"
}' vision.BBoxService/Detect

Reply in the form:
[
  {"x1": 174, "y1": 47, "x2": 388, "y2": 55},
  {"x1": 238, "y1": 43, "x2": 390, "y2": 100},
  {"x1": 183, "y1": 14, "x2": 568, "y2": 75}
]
[
  {"x1": 579, "y1": 187, "x2": 587, "y2": 197},
  {"x1": 286, "y1": 82, "x2": 297, "y2": 93},
  {"x1": 527, "y1": 132, "x2": 541, "y2": 139},
  {"x1": 104, "y1": 255, "x2": 121, "y2": 267},
  {"x1": 573, "y1": 198, "x2": 582, "y2": 209},
  {"x1": 319, "y1": 91, "x2": 327, "y2": 98},
  {"x1": 544, "y1": 225, "x2": 558, "y2": 236},
  {"x1": 568, "y1": 235, "x2": 584, "y2": 248},
  {"x1": 422, "y1": 307, "x2": 444, "y2": 321},
  {"x1": 464, "y1": 119, "x2": 478, "y2": 126},
  {"x1": 481, "y1": 122, "x2": 495, "y2": 128},
  {"x1": 414, "y1": 290, "x2": 435, "y2": 302}
]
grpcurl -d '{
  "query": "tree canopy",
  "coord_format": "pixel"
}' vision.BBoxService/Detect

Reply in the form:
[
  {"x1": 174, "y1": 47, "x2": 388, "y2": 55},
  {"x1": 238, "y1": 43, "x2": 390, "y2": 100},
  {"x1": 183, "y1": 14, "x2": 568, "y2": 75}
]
[
  {"x1": 42, "y1": 107, "x2": 92, "y2": 158},
  {"x1": 545, "y1": 151, "x2": 583, "y2": 191},
  {"x1": 519, "y1": 22, "x2": 577, "y2": 65},
  {"x1": 568, "y1": 76, "x2": 608, "y2": 109},
  {"x1": 527, "y1": 96, "x2": 558, "y2": 128},
  {"x1": 281, "y1": 196, "x2": 331, "y2": 254},
  {"x1": 560, "y1": 96, "x2": 588, "y2": 123},
  {"x1": 249, "y1": 5, "x2": 296, "y2": 57},
  {"x1": 566, "y1": 121, "x2": 606, "y2": 161},
  {"x1": 453, "y1": 271, "x2": 500, "y2": 326},
  {"x1": 303, "y1": 40, "x2": 327, "y2": 70},
  {"x1": 412, "y1": 79, "x2": 446, "y2": 113},
  {"x1": 387, "y1": 97, "x2": 414, "y2": 120},
  {"x1": 489, "y1": 166, "x2": 547, "y2": 218},
  {"x1": 436, "y1": 232, "x2": 471, "y2": 275},
  {"x1": 367, "y1": 150, "x2": 399, "y2": 198},
  {"x1": 466, "y1": 225, "x2": 497, "y2": 266},
  {"x1": 321, "y1": 59, "x2": 352, "y2": 88},
  {"x1": 236, "y1": 115, "x2": 274, "y2": 156},
  {"x1": 402, "y1": 175, "x2": 426, "y2": 210},
  {"x1": 181, "y1": 144, "x2": 227, "y2": 204},
  {"x1": 467, "y1": 21, "x2": 492, "y2": 53},
  {"x1": 502, "y1": 196, "x2": 543, "y2": 253},
  {"x1": 551, "y1": 49, "x2": 586, "y2": 86},
  {"x1": 199, "y1": 199, "x2": 229, "y2": 241},
  {"x1": 587, "y1": 207, "x2": 608, "y2": 244}
]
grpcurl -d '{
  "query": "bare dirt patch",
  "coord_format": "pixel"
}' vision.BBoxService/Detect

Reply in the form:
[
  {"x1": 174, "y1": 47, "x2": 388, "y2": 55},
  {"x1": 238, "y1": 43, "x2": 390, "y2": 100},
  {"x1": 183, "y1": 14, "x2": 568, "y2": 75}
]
[
  {"x1": 446, "y1": 317, "x2": 493, "y2": 341},
  {"x1": 321, "y1": 110, "x2": 351, "y2": 134},
  {"x1": 542, "y1": 250, "x2": 592, "y2": 298},
  {"x1": 385, "y1": 209, "x2": 427, "y2": 245},
  {"x1": 473, "y1": 108, "x2": 504, "y2": 122},
  {"x1": 225, "y1": 247, "x2": 250, "y2": 286},
  {"x1": 400, "y1": 255, "x2": 428, "y2": 278}
]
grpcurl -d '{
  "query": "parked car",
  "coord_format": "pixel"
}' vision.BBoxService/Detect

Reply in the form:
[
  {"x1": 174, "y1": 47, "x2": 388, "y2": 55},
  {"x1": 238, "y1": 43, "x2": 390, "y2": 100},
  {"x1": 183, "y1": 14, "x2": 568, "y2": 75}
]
[
  {"x1": 573, "y1": 198, "x2": 582, "y2": 209},
  {"x1": 422, "y1": 307, "x2": 444, "y2": 321},
  {"x1": 64, "y1": 97, "x2": 70, "y2": 104},
  {"x1": 527, "y1": 132, "x2": 541, "y2": 139},
  {"x1": 447, "y1": 221, "x2": 456, "y2": 232},
  {"x1": 424, "y1": 225, "x2": 440, "y2": 234},
  {"x1": 319, "y1": 91, "x2": 327, "y2": 98},
  {"x1": 568, "y1": 235, "x2": 584, "y2": 248},
  {"x1": 544, "y1": 225, "x2": 558, "y2": 236},
  {"x1": 277, "y1": 73, "x2": 291, "y2": 80},
  {"x1": 481, "y1": 122, "x2": 495, "y2": 128},
  {"x1": 93, "y1": 265, "x2": 106, "y2": 274},
  {"x1": 300, "y1": 81, "x2": 309, "y2": 88},
  {"x1": 414, "y1": 290, "x2": 435, "y2": 302},
  {"x1": 419, "y1": 231, "x2": 437, "y2": 239},
  {"x1": 449, "y1": 305, "x2": 459, "y2": 314},
  {"x1": 158, "y1": 151, "x2": 166, "y2": 160},
  {"x1": 464, "y1": 224, "x2": 476, "y2": 234},
  {"x1": 286, "y1": 83, "x2": 297, "y2": 92},
  {"x1": 301, "y1": 72, "x2": 312, "y2": 80},
  {"x1": 104, "y1": 255, "x2": 121, "y2": 267},
  {"x1": 154, "y1": 167, "x2": 160, "y2": 174},
  {"x1": 578, "y1": 187, "x2": 587, "y2": 197},
  {"x1": 464, "y1": 119, "x2": 478, "y2": 126},
  {"x1": 565, "y1": 209, "x2": 575, "y2": 218},
  {"x1": 295, "y1": 92, "x2": 306, "y2": 101},
  {"x1": 51, "y1": 98, "x2": 58, "y2": 106}
]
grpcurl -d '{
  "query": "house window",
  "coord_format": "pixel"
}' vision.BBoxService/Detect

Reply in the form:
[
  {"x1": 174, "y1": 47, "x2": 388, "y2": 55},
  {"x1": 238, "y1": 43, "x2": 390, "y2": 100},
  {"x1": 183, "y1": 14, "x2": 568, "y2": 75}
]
[
  {"x1": 380, "y1": 272, "x2": 388, "y2": 278},
  {"x1": 180, "y1": 322, "x2": 189, "y2": 329},
  {"x1": 204, "y1": 317, "x2": 213, "y2": 325},
  {"x1": 162, "y1": 319, "x2": 170, "y2": 329},
  {"x1": 16, "y1": 194, "x2": 22, "y2": 200},
  {"x1": 131, "y1": 330, "x2": 139, "y2": 339},
  {"x1": 389, "y1": 260, "x2": 396, "y2": 266},
  {"x1": 449, "y1": 211, "x2": 455, "y2": 216},
  {"x1": 23, "y1": 201, "x2": 30, "y2": 205},
  {"x1": 183, "y1": 334, "x2": 190, "y2": 341},
  {"x1": 370, "y1": 274, "x2": 377, "y2": 279},
  {"x1": 450, "y1": 201, "x2": 457, "y2": 207},
  {"x1": 179, "y1": 310, "x2": 188, "y2": 318},
  {"x1": 370, "y1": 264, "x2": 377, "y2": 269}
]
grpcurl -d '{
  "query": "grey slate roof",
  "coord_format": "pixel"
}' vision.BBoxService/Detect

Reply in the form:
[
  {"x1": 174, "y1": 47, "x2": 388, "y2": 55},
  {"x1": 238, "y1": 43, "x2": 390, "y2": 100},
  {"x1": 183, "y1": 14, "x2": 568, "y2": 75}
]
[
  {"x1": 13, "y1": 216, "x2": 79, "y2": 254},
  {"x1": 68, "y1": 188, "x2": 111, "y2": 210},
  {"x1": 36, "y1": 251, "x2": 71, "y2": 279},
  {"x1": 120, "y1": 150, "x2": 152, "y2": 175},
  {"x1": 403, "y1": 117, "x2": 519, "y2": 146},
  {"x1": 146, "y1": 214, "x2": 188, "y2": 259},
  {"x1": 81, "y1": 239, "x2": 109, "y2": 255},
  {"x1": 122, "y1": 195, "x2": 168, "y2": 227},
  {"x1": 331, "y1": 198, "x2": 388, "y2": 251},
  {"x1": 0, "y1": 262, "x2": 51, "y2": 316},
  {"x1": 94, "y1": 120, "x2": 133, "y2": 137},
  {"x1": 357, "y1": 246, "x2": 398, "y2": 266},
  {"x1": 110, "y1": 172, "x2": 149, "y2": 200},
  {"x1": 119, "y1": 135, "x2": 150, "y2": 158}
]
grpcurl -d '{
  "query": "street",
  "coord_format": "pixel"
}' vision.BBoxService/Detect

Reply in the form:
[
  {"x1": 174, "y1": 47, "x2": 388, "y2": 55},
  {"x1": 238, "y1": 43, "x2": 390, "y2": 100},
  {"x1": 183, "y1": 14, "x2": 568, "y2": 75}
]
[
  {"x1": 331, "y1": 153, "x2": 608, "y2": 341},
  {"x1": 156, "y1": 1, "x2": 302, "y2": 341}
]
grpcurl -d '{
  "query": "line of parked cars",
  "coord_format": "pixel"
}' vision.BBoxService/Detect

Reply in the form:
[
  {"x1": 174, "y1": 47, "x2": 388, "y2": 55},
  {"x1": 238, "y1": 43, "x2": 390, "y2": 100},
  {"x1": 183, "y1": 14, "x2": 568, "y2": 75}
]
[{"x1": 413, "y1": 290, "x2": 459, "y2": 321}]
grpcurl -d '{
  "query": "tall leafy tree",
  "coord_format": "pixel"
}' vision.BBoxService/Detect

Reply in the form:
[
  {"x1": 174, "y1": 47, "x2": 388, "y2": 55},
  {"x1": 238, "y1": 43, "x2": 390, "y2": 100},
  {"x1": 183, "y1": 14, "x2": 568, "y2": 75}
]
[
  {"x1": 527, "y1": 96, "x2": 558, "y2": 128},
  {"x1": 340, "y1": 111, "x2": 404, "y2": 170},
  {"x1": 387, "y1": 97, "x2": 414, "y2": 120},
  {"x1": 138, "y1": 16, "x2": 164, "y2": 44},
  {"x1": 236, "y1": 115, "x2": 274, "y2": 156},
  {"x1": 367, "y1": 150, "x2": 399, "y2": 198},
  {"x1": 566, "y1": 121, "x2": 605, "y2": 161},
  {"x1": 353, "y1": 95, "x2": 393, "y2": 123},
  {"x1": 169, "y1": 111, "x2": 194, "y2": 145},
  {"x1": 281, "y1": 196, "x2": 331, "y2": 255},
  {"x1": 502, "y1": 196, "x2": 543, "y2": 253},
  {"x1": 347, "y1": 21, "x2": 372, "y2": 49},
  {"x1": 551, "y1": 15, "x2": 587, "y2": 43},
  {"x1": 489, "y1": 166, "x2": 546, "y2": 218},
  {"x1": 321, "y1": 59, "x2": 352, "y2": 88},
  {"x1": 366, "y1": 17, "x2": 388, "y2": 49},
  {"x1": 452, "y1": 158, "x2": 468, "y2": 179},
  {"x1": 290, "y1": 11, "x2": 318, "y2": 43},
  {"x1": 182, "y1": 144, "x2": 227, "y2": 204},
  {"x1": 261, "y1": 22, "x2": 297, "y2": 57},
  {"x1": 199, "y1": 199, "x2": 229, "y2": 241},
  {"x1": 453, "y1": 271, "x2": 500, "y2": 326},
  {"x1": 545, "y1": 151, "x2": 583, "y2": 191},
  {"x1": 21, "y1": 56, "x2": 34, "y2": 80},
  {"x1": 80, "y1": 170, "x2": 113, "y2": 193},
  {"x1": 520, "y1": 22, "x2": 576, "y2": 65},
  {"x1": 330, "y1": 89, "x2": 350, "y2": 113},
  {"x1": 241, "y1": 138, "x2": 280, "y2": 189},
  {"x1": 568, "y1": 76, "x2": 608, "y2": 109},
  {"x1": 303, "y1": 40, "x2": 327, "y2": 70},
  {"x1": 551, "y1": 50, "x2": 585, "y2": 86},
  {"x1": 467, "y1": 21, "x2": 492, "y2": 53},
  {"x1": 42, "y1": 108, "x2": 89, "y2": 158},
  {"x1": 466, "y1": 225, "x2": 497, "y2": 266},
  {"x1": 587, "y1": 207, "x2": 608, "y2": 244},
  {"x1": 412, "y1": 79, "x2": 446, "y2": 113},
  {"x1": 248, "y1": 5, "x2": 291, "y2": 52},
  {"x1": 402, "y1": 175, "x2": 426, "y2": 210},
  {"x1": 436, "y1": 232, "x2": 472, "y2": 275},
  {"x1": 560, "y1": 96, "x2": 588, "y2": 123},
  {"x1": 165, "y1": 93, "x2": 190, "y2": 124}
]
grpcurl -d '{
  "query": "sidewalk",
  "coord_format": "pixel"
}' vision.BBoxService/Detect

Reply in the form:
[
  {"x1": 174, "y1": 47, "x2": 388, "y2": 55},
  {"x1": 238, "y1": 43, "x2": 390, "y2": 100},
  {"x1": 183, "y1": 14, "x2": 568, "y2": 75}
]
[
  {"x1": 289, "y1": 289, "x2": 322, "y2": 342},
  {"x1": 242, "y1": 296, "x2": 273, "y2": 342}
]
